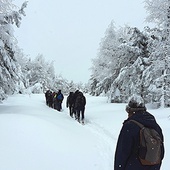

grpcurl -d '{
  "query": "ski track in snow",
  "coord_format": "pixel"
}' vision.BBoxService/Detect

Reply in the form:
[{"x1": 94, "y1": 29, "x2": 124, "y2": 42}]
[
  {"x1": 61, "y1": 107, "x2": 115, "y2": 170},
  {"x1": 84, "y1": 119, "x2": 116, "y2": 170}
]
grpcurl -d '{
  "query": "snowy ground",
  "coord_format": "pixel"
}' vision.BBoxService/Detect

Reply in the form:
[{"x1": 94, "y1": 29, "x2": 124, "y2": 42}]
[{"x1": 0, "y1": 94, "x2": 169, "y2": 170}]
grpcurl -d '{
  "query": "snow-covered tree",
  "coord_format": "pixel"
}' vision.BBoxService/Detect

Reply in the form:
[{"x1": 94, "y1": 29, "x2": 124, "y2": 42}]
[
  {"x1": 0, "y1": 1, "x2": 27, "y2": 100},
  {"x1": 18, "y1": 54, "x2": 76, "y2": 94},
  {"x1": 23, "y1": 54, "x2": 56, "y2": 93},
  {"x1": 90, "y1": 21, "x2": 120, "y2": 95},
  {"x1": 144, "y1": 0, "x2": 170, "y2": 107},
  {"x1": 90, "y1": 24, "x2": 148, "y2": 99},
  {"x1": 144, "y1": 0, "x2": 169, "y2": 28},
  {"x1": 89, "y1": 0, "x2": 170, "y2": 108}
]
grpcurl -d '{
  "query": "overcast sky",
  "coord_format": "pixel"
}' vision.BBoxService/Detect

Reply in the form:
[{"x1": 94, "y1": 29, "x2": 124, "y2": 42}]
[{"x1": 14, "y1": 0, "x2": 149, "y2": 83}]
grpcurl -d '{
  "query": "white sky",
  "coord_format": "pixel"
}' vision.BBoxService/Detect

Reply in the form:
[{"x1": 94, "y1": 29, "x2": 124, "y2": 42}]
[{"x1": 14, "y1": 0, "x2": 149, "y2": 83}]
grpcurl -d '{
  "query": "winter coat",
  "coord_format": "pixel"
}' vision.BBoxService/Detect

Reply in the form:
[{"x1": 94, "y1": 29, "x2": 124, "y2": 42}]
[
  {"x1": 114, "y1": 111, "x2": 164, "y2": 170},
  {"x1": 72, "y1": 90, "x2": 80, "y2": 106},
  {"x1": 66, "y1": 92, "x2": 74, "y2": 107},
  {"x1": 56, "y1": 92, "x2": 64, "y2": 103},
  {"x1": 74, "y1": 92, "x2": 86, "y2": 110}
]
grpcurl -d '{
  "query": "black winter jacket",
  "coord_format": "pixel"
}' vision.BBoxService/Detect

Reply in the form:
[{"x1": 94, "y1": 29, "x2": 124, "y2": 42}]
[
  {"x1": 75, "y1": 93, "x2": 86, "y2": 110},
  {"x1": 114, "y1": 111, "x2": 164, "y2": 170}
]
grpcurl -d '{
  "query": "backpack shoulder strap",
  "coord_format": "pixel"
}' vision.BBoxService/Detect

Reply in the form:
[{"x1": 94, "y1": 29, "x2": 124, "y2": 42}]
[{"x1": 130, "y1": 120, "x2": 144, "y2": 129}]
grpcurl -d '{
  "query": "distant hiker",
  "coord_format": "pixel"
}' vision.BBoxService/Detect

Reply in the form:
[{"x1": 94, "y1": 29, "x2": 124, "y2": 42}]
[
  {"x1": 45, "y1": 90, "x2": 52, "y2": 106},
  {"x1": 56, "y1": 90, "x2": 64, "y2": 111},
  {"x1": 52, "y1": 92, "x2": 58, "y2": 110},
  {"x1": 66, "y1": 92, "x2": 74, "y2": 117},
  {"x1": 114, "y1": 95, "x2": 164, "y2": 170},
  {"x1": 48, "y1": 91, "x2": 53, "y2": 108},
  {"x1": 45, "y1": 90, "x2": 49, "y2": 105},
  {"x1": 72, "y1": 90, "x2": 80, "y2": 119},
  {"x1": 74, "y1": 91, "x2": 86, "y2": 124}
]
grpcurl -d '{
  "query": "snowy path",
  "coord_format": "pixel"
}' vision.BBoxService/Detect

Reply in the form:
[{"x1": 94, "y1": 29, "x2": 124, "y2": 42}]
[
  {"x1": 0, "y1": 94, "x2": 120, "y2": 170},
  {"x1": 0, "y1": 94, "x2": 169, "y2": 170},
  {"x1": 61, "y1": 103, "x2": 117, "y2": 170},
  {"x1": 84, "y1": 121, "x2": 116, "y2": 169}
]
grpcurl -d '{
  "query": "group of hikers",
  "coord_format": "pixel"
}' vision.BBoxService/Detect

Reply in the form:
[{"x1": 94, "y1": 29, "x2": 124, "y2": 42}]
[
  {"x1": 45, "y1": 89, "x2": 64, "y2": 111},
  {"x1": 66, "y1": 90, "x2": 86, "y2": 124},
  {"x1": 45, "y1": 90, "x2": 165, "y2": 169},
  {"x1": 45, "y1": 89, "x2": 86, "y2": 124}
]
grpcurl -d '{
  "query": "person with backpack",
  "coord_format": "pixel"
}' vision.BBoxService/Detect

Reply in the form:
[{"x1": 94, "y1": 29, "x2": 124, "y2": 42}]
[
  {"x1": 66, "y1": 92, "x2": 74, "y2": 117},
  {"x1": 114, "y1": 95, "x2": 164, "y2": 170},
  {"x1": 55, "y1": 90, "x2": 64, "y2": 111},
  {"x1": 74, "y1": 91, "x2": 86, "y2": 124}
]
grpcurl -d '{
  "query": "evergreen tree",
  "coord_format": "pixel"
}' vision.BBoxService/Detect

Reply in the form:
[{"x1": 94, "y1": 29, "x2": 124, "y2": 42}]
[
  {"x1": 90, "y1": 21, "x2": 119, "y2": 95},
  {"x1": 24, "y1": 54, "x2": 56, "y2": 93},
  {"x1": 145, "y1": 0, "x2": 170, "y2": 107},
  {"x1": 89, "y1": 0, "x2": 170, "y2": 108},
  {"x1": 90, "y1": 24, "x2": 148, "y2": 100},
  {"x1": 0, "y1": 1, "x2": 27, "y2": 100}
]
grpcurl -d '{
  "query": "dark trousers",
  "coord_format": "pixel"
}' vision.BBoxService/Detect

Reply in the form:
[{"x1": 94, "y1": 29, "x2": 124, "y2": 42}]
[
  {"x1": 69, "y1": 106, "x2": 74, "y2": 117},
  {"x1": 53, "y1": 101, "x2": 61, "y2": 111},
  {"x1": 76, "y1": 107, "x2": 85, "y2": 122},
  {"x1": 58, "y1": 102, "x2": 62, "y2": 111}
]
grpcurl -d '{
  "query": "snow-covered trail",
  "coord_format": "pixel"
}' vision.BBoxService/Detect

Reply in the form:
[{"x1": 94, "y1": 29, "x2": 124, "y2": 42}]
[
  {"x1": 0, "y1": 94, "x2": 125, "y2": 170},
  {"x1": 1, "y1": 94, "x2": 169, "y2": 170}
]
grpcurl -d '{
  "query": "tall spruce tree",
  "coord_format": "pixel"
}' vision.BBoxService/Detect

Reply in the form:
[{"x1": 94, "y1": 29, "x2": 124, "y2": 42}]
[{"x1": 90, "y1": 21, "x2": 119, "y2": 95}]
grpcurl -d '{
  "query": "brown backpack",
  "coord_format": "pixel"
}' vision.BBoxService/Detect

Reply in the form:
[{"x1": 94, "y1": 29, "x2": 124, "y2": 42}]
[{"x1": 130, "y1": 120, "x2": 162, "y2": 165}]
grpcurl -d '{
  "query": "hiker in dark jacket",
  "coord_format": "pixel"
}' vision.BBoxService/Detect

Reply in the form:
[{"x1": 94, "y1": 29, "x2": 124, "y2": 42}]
[
  {"x1": 114, "y1": 95, "x2": 164, "y2": 170},
  {"x1": 45, "y1": 90, "x2": 52, "y2": 106},
  {"x1": 66, "y1": 92, "x2": 74, "y2": 117},
  {"x1": 72, "y1": 90, "x2": 80, "y2": 119},
  {"x1": 52, "y1": 92, "x2": 56, "y2": 109},
  {"x1": 74, "y1": 91, "x2": 86, "y2": 123},
  {"x1": 48, "y1": 91, "x2": 53, "y2": 108},
  {"x1": 56, "y1": 90, "x2": 64, "y2": 111}
]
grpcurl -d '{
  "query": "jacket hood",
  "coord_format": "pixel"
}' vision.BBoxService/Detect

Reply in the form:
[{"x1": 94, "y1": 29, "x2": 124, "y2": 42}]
[{"x1": 124, "y1": 111, "x2": 158, "y2": 129}]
